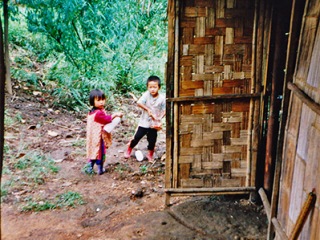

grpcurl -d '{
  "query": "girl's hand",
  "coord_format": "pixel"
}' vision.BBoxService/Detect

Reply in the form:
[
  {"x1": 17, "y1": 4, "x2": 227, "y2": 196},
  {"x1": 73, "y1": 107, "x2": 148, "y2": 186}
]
[{"x1": 112, "y1": 112, "x2": 123, "y2": 119}]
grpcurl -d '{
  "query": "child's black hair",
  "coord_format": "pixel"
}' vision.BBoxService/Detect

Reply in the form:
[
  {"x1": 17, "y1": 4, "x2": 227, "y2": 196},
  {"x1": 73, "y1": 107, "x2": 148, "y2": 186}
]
[
  {"x1": 89, "y1": 89, "x2": 105, "y2": 107},
  {"x1": 147, "y1": 75, "x2": 161, "y2": 88}
]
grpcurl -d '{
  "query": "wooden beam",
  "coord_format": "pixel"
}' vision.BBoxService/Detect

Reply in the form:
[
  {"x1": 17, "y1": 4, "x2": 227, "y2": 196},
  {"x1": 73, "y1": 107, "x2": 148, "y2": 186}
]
[
  {"x1": 165, "y1": 187, "x2": 256, "y2": 193},
  {"x1": 288, "y1": 82, "x2": 320, "y2": 115},
  {"x1": 167, "y1": 93, "x2": 261, "y2": 103},
  {"x1": 165, "y1": 187, "x2": 256, "y2": 206}
]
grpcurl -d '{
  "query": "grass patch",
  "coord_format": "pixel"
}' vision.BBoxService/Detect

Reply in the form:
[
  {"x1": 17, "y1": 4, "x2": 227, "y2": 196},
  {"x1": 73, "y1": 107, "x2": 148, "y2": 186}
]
[
  {"x1": 2, "y1": 150, "x2": 60, "y2": 203},
  {"x1": 14, "y1": 151, "x2": 60, "y2": 184},
  {"x1": 82, "y1": 163, "x2": 95, "y2": 175},
  {"x1": 72, "y1": 138, "x2": 85, "y2": 147},
  {"x1": 140, "y1": 165, "x2": 148, "y2": 174},
  {"x1": 21, "y1": 191, "x2": 85, "y2": 212}
]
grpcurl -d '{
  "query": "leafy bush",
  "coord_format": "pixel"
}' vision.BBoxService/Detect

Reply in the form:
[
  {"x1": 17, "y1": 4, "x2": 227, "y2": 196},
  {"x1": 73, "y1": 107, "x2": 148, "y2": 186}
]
[{"x1": 10, "y1": 0, "x2": 168, "y2": 111}]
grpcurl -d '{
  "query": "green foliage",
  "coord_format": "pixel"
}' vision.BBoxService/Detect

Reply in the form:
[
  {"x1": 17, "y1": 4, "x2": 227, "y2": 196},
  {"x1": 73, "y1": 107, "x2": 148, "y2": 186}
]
[
  {"x1": 1, "y1": 188, "x2": 8, "y2": 202},
  {"x1": 1, "y1": 178, "x2": 14, "y2": 203},
  {"x1": 3, "y1": 150, "x2": 60, "y2": 190},
  {"x1": 82, "y1": 162, "x2": 95, "y2": 175},
  {"x1": 20, "y1": 191, "x2": 85, "y2": 212},
  {"x1": 21, "y1": 198, "x2": 56, "y2": 212},
  {"x1": 11, "y1": 68, "x2": 38, "y2": 86},
  {"x1": 3, "y1": 115, "x2": 60, "y2": 198},
  {"x1": 15, "y1": 151, "x2": 59, "y2": 174},
  {"x1": 140, "y1": 164, "x2": 148, "y2": 174},
  {"x1": 72, "y1": 138, "x2": 85, "y2": 147},
  {"x1": 4, "y1": 110, "x2": 14, "y2": 126},
  {"x1": 10, "y1": 0, "x2": 168, "y2": 110},
  {"x1": 56, "y1": 191, "x2": 85, "y2": 208}
]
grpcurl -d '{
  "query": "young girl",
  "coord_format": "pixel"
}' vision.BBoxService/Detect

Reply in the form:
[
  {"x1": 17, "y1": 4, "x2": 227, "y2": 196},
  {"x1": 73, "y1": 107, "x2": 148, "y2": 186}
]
[
  {"x1": 86, "y1": 89, "x2": 123, "y2": 175},
  {"x1": 124, "y1": 76, "x2": 166, "y2": 162}
]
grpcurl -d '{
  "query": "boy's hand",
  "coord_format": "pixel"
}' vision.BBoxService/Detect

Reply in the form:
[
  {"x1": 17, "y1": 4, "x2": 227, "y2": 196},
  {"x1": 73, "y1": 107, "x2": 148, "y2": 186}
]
[{"x1": 148, "y1": 111, "x2": 157, "y2": 120}]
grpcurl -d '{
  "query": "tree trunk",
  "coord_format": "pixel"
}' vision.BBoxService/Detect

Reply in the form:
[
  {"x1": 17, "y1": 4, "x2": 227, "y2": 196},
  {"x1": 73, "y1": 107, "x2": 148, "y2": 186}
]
[{"x1": 4, "y1": 0, "x2": 12, "y2": 95}]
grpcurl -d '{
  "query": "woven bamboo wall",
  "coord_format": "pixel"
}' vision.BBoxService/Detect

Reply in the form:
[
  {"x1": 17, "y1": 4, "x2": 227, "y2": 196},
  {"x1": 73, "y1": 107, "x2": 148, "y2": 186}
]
[
  {"x1": 277, "y1": 0, "x2": 320, "y2": 238},
  {"x1": 178, "y1": 100, "x2": 251, "y2": 188},
  {"x1": 172, "y1": 0, "x2": 257, "y2": 188}
]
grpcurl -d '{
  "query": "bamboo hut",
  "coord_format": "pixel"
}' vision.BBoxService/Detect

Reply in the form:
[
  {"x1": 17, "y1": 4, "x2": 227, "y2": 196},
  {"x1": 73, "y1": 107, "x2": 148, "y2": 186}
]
[{"x1": 165, "y1": 0, "x2": 320, "y2": 239}]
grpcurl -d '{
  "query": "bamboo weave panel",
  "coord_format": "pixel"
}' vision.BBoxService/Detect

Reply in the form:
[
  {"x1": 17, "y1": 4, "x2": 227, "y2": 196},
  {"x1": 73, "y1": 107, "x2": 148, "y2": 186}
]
[
  {"x1": 178, "y1": 100, "x2": 250, "y2": 188},
  {"x1": 179, "y1": 0, "x2": 254, "y2": 98},
  {"x1": 177, "y1": 0, "x2": 255, "y2": 188}
]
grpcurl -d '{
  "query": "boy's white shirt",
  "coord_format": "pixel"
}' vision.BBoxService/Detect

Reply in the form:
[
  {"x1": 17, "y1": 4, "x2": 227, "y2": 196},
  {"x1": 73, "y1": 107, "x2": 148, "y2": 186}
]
[{"x1": 137, "y1": 91, "x2": 166, "y2": 128}]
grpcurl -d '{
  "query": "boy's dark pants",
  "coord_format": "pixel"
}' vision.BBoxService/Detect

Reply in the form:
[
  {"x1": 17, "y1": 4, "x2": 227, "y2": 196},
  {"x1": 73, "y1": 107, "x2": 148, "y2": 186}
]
[{"x1": 129, "y1": 126, "x2": 157, "y2": 150}]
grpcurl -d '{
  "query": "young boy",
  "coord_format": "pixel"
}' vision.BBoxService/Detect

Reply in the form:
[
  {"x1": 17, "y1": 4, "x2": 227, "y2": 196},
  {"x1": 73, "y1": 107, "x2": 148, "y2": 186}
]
[
  {"x1": 124, "y1": 76, "x2": 166, "y2": 162},
  {"x1": 86, "y1": 89, "x2": 123, "y2": 174}
]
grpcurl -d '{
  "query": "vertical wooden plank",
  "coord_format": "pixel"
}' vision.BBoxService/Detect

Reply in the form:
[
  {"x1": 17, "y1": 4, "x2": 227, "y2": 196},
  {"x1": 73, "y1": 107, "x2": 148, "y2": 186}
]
[
  {"x1": 303, "y1": 125, "x2": 319, "y2": 190},
  {"x1": 288, "y1": 157, "x2": 306, "y2": 224},
  {"x1": 215, "y1": 36, "x2": 224, "y2": 64},
  {"x1": 196, "y1": 17, "x2": 206, "y2": 37},
  {"x1": 226, "y1": 0, "x2": 235, "y2": 9},
  {"x1": 206, "y1": 7, "x2": 215, "y2": 28},
  {"x1": 173, "y1": 0, "x2": 180, "y2": 188},
  {"x1": 296, "y1": 105, "x2": 316, "y2": 161},
  {"x1": 225, "y1": 27, "x2": 234, "y2": 44},
  {"x1": 309, "y1": 207, "x2": 319, "y2": 240},
  {"x1": 165, "y1": 0, "x2": 176, "y2": 189},
  {"x1": 216, "y1": 0, "x2": 225, "y2": 18},
  {"x1": 205, "y1": 44, "x2": 214, "y2": 65},
  {"x1": 204, "y1": 80, "x2": 213, "y2": 96},
  {"x1": 196, "y1": 55, "x2": 204, "y2": 73}
]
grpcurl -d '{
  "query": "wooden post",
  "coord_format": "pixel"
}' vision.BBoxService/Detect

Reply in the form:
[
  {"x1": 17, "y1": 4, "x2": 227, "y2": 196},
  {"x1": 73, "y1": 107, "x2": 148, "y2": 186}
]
[
  {"x1": 247, "y1": 0, "x2": 259, "y2": 188},
  {"x1": 0, "y1": 15, "x2": 7, "y2": 237},
  {"x1": 165, "y1": 0, "x2": 175, "y2": 190},
  {"x1": 172, "y1": 0, "x2": 179, "y2": 188}
]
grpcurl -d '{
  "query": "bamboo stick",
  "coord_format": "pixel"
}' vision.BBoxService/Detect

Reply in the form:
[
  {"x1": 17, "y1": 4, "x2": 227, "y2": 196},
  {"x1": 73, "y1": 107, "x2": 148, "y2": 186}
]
[
  {"x1": 289, "y1": 190, "x2": 316, "y2": 240},
  {"x1": 258, "y1": 0, "x2": 271, "y2": 137},
  {"x1": 271, "y1": 218, "x2": 289, "y2": 240},
  {"x1": 247, "y1": 0, "x2": 259, "y2": 187},
  {"x1": 258, "y1": 188, "x2": 271, "y2": 221}
]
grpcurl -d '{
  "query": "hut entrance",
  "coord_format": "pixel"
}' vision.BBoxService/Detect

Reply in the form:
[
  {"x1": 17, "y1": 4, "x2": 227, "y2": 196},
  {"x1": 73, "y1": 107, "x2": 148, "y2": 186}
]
[{"x1": 165, "y1": 0, "x2": 260, "y2": 205}]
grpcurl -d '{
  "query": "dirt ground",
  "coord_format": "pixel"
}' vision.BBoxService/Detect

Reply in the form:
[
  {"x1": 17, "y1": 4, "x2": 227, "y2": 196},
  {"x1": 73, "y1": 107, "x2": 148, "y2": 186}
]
[{"x1": 1, "y1": 86, "x2": 267, "y2": 240}]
